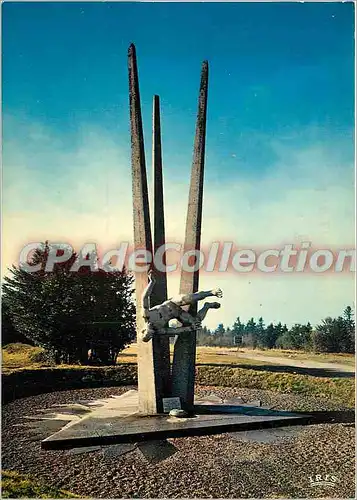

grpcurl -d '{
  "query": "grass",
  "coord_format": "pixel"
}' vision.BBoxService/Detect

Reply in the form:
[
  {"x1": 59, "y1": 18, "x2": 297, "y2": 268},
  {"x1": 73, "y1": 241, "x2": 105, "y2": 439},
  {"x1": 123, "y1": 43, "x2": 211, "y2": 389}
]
[
  {"x1": 1, "y1": 471, "x2": 79, "y2": 498},
  {"x1": 196, "y1": 365, "x2": 355, "y2": 407},
  {"x1": 3, "y1": 342, "x2": 355, "y2": 373},
  {"x1": 3, "y1": 343, "x2": 354, "y2": 371},
  {"x1": 2, "y1": 343, "x2": 51, "y2": 371},
  {"x1": 117, "y1": 343, "x2": 355, "y2": 367},
  {"x1": 196, "y1": 350, "x2": 271, "y2": 366},
  {"x1": 117, "y1": 347, "x2": 273, "y2": 366}
]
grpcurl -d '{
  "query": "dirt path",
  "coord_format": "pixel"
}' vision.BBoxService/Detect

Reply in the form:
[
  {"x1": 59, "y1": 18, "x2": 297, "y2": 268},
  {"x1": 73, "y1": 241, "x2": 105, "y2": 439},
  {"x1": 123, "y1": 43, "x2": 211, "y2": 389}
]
[{"x1": 234, "y1": 352, "x2": 355, "y2": 373}]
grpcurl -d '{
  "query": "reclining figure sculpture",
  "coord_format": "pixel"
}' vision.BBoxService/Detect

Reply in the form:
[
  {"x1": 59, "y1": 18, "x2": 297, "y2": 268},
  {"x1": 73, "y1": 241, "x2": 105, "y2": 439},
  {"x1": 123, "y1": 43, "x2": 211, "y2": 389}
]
[{"x1": 141, "y1": 270, "x2": 223, "y2": 342}]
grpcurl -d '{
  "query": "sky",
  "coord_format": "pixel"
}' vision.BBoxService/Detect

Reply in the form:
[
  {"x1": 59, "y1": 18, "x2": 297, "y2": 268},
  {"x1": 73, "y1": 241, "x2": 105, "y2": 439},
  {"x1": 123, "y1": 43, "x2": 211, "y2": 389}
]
[{"x1": 2, "y1": 1, "x2": 355, "y2": 329}]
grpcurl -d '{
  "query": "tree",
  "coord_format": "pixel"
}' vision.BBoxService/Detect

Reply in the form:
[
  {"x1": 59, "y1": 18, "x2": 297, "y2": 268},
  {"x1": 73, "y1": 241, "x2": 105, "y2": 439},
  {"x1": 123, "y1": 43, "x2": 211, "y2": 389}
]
[
  {"x1": 256, "y1": 317, "x2": 266, "y2": 348},
  {"x1": 342, "y1": 306, "x2": 355, "y2": 353},
  {"x1": 242, "y1": 318, "x2": 258, "y2": 348},
  {"x1": 263, "y1": 323, "x2": 277, "y2": 349},
  {"x1": 231, "y1": 317, "x2": 245, "y2": 346},
  {"x1": 276, "y1": 323, "x2": 312, "y2": 350},
  {"x1": 313, "y1": 317, "x2": 341, "y2": 353},
  {"x1": 303, "y1": 322, "x2": 313, "y2": 350},
  {"x1": 215, "y1": 323, "x2": 225, "y2": 335},
  {"x1": 197, "y1": 326, "x2": 213, "y2": 346},
  {"x1": 2, "y1": 242, "x2": 136, "y2": 364},
  {"x1": 214, "y1": 323, "x2": 226, "y2": 346},
  {"x1": 1, "y1": 299, "x2": 32, "y2": 346},
  {"x1": 222, "y1": 326, "x2": 234, "y2": 347},
  {"x1": 313, "y1": 308, "x2": 354, "y2": 354}
]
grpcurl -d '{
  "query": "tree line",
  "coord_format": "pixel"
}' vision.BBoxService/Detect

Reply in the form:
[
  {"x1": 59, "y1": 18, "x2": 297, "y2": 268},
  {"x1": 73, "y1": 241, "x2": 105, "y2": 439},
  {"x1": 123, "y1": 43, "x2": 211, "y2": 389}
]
[
  {"x1": 198, "y1": 307, "x2": 355, "y2": 354},
  {"x1": 2, "y1": 242, "x2": 355, "y2": 365}
]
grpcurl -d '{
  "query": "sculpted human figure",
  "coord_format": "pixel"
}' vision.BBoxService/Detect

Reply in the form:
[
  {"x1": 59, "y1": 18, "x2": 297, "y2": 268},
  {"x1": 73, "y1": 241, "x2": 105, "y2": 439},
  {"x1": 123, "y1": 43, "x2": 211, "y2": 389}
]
[{"x1": 141, "y1": 270, "x2": 223, "y2": 342}]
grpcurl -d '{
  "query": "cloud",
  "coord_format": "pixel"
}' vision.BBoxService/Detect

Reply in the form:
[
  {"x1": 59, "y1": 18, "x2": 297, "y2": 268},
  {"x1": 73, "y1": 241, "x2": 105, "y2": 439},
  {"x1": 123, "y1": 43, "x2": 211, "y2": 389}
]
[{"x1": 2, "y1": 116, "x2": 355, "y2": 329}]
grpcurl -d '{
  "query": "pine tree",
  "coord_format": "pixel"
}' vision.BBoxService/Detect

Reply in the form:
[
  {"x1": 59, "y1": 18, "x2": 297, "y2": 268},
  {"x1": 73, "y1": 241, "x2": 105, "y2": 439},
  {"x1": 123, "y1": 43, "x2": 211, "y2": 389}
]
[
  {"x1": 264, "y1": 323, "x2": 276, "y2": 349},
  {"x1": 2, "y1": 242, "x2": 135, "y2": 364},
  {"x1": 313, "y1": 317, "x2": 341, "y2": 353},
  {"x1": 1, "y1": 299, "x2": 32, "y2": 346},
  {"x1": 243, "y1": 318, "x2": 258, "y2": 348},
  {"x1": 276, "y1": 323, "x2": 312, "y2": 350},
  {"x1": 232, "y1": 317, "x2": 245, "y2": 346},
  {"x1": 214, "y1": 323, "x2": 226, "y2": 346},
  {"x1": 313, "y1": 308, "x2": 354, "y2": 354},
  {"x1": 197, "y1": 326, "x2": 212, "y2": 346},
  {"x1": 222, "y1": 326, "x2": 234, "y2": 346},
  {"x1": 342, "y1": 306, "x2": 355, "y2": 353},
  {"x1": 256, "y1": 317, "x2": 265, "y2": 347}
]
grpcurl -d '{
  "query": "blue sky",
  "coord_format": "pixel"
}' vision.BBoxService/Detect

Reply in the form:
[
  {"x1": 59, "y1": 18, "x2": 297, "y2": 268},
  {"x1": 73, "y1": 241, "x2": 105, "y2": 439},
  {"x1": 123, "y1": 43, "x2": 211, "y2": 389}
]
[
  {"x1": 2, "y1": 2, "x2": 355, "y2": 328},
  {"x1": 3, "y1": 2, "x2": 354, "y2": 169}
]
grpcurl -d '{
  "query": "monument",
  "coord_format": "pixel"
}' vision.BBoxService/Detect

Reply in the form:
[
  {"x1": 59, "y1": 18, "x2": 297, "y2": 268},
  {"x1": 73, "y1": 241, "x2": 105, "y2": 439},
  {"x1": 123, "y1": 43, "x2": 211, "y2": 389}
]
[
  {"x1": 129, "y1": 43, "x2": 219, "y2": 415},
  {"x1": 41, "y1": 44, "x2": 320, "y2": 455}
]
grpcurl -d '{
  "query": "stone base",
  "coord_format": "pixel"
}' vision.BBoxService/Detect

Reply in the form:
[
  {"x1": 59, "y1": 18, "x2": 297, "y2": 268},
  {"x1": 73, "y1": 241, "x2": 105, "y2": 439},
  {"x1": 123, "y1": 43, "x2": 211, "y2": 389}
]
[{"x1": 41, "y1": 390, "x2": 312, "y2": 450}]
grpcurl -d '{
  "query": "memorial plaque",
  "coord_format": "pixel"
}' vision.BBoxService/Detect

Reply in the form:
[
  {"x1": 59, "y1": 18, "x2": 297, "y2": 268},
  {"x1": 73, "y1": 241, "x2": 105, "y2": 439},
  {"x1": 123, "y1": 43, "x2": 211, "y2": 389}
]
[{"x1": 162, "y1": 397, "x2": 182, "y2": 413}]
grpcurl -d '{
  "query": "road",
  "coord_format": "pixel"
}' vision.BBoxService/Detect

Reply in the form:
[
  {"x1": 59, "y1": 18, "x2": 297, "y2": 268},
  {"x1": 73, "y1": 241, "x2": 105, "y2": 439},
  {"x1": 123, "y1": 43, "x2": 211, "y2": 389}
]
[{"x1": 234, "y1": 352, "x2": 355, "y2": 373}]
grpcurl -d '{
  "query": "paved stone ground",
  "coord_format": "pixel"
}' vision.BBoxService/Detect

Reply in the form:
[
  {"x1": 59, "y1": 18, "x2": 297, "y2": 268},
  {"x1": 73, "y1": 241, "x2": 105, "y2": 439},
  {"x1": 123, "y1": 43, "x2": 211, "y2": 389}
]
[{"x1": 2, "y1": 386, "x2": 355, "y2": 498}]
